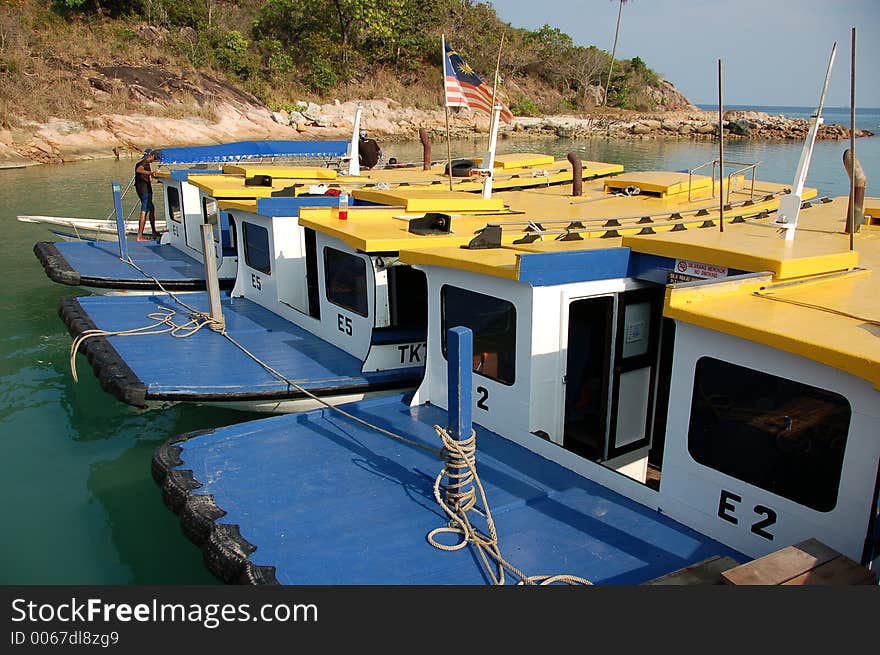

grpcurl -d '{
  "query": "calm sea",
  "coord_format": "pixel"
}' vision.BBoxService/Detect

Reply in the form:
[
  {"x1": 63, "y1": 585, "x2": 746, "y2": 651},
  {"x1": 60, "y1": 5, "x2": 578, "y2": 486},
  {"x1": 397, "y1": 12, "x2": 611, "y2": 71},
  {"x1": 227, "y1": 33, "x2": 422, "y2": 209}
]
[{"x1": 1, "y1": 106, "x2": 877, "y2": 584}]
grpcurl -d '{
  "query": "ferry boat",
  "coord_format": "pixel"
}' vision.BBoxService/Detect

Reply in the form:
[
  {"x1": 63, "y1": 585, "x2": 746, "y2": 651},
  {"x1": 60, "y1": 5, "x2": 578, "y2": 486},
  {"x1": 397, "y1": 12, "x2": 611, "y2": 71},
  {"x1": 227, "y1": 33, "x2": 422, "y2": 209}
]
[
  {"x1": 33, "y1": 167, "x2": 345, "y2": 292},
  {"x1": 151, "y1": 189, "x2": 879, "y2": 585},
  {"x1": 58, "y1": 162, "x2": 807, "y2": 412},
  {"x1": 57, "y1": 191, "x2": 513, "y2": 412}
]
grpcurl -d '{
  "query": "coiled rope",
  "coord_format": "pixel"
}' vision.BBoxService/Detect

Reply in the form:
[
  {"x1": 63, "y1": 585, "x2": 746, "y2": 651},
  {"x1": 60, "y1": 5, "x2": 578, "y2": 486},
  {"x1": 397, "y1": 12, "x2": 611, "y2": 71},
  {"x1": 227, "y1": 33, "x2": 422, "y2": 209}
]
[{"x1": 428, "y1": 425, "x2": 592, "y2": 586}]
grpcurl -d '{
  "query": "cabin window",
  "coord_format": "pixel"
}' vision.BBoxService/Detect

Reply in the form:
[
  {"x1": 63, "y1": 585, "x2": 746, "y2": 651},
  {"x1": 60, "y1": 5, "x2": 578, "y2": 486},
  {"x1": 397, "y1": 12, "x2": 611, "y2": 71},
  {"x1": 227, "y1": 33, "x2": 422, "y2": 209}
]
[
  {"x1": 242, "y1": 222, "x2": 271, "y2": 275},
  {"x1": 202, "y1": 197, "x2": 220, "y2": 243},
  {"x1": 441, "y1": 285, "x2": 516, "y2": 386},
  {"x1": 687, "y1": 357, "x2": 850, "y2": 512},
  {"x1": 166, "y1": 186, "x2": 183, "y2": 223},
  {"x1": 324, "y1": 247, "x2": 369, "y2": 317}
]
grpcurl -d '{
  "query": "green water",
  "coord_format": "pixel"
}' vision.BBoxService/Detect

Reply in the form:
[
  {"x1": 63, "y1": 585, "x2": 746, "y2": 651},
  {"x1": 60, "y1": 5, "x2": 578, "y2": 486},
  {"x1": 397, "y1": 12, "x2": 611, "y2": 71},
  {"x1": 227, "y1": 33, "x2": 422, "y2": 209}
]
[{"x1": 1, "y1": 130, "x2": 876, "y2": 584}]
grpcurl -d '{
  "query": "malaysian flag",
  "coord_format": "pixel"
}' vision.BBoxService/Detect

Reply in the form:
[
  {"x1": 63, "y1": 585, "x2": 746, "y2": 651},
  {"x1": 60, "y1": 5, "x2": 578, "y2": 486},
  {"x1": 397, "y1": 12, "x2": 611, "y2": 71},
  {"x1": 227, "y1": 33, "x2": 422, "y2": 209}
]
[{"x1": 443, "y1": 36, "x2": 514, "y2": 124}]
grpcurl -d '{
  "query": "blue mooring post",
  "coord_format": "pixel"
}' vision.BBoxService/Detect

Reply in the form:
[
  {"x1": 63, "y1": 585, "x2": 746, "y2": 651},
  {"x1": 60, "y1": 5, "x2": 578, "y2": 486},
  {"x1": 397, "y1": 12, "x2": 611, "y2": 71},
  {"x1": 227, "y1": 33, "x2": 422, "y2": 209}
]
[
  {"x1": 447, "y1": 325, "x2": 473, "y2": 447},
  {"x1": 112, "y1": 181, "x2": 128, "y2": 260}
]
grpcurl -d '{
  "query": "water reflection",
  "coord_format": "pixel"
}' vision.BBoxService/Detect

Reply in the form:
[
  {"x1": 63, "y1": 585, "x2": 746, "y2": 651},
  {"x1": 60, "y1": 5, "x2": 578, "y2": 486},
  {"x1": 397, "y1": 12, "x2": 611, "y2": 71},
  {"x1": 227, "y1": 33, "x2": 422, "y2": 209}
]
[{"x1": 84, "y1": 403, "x2": 265, "y2": 583}]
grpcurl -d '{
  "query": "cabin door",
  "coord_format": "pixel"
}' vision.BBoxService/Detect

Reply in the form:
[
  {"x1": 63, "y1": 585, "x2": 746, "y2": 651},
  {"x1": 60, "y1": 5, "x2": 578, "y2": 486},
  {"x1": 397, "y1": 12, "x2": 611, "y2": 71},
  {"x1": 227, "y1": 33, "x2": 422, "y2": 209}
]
[
  {"x1": 606, "y1": 288, "x2": 663, "y2": 462},
  {"x1": 563, "y1": 287, "x2": 663, "y2": 479}
]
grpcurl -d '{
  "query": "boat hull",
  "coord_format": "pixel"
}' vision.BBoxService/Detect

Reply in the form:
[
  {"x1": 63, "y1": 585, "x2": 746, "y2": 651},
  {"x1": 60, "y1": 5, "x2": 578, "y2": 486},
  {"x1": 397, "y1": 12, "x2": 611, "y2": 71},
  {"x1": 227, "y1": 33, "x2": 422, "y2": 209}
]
[{"x1": 18, "y1": 215, "x2": 167, "y2": 242}]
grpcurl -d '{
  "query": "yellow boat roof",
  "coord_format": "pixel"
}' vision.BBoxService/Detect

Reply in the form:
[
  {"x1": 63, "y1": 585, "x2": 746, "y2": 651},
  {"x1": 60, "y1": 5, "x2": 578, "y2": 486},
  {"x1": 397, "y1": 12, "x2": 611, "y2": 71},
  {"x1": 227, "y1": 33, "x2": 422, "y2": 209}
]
[
  {"x1": 650, "y1": 196, "x2": 879, "y2": 388},
  {"x1": 185, "y1": 174, "x2": 309, "y2": 198},
  {"x1": 297, "y1": 204, "x2": 522, "y2": 253},
  {"x1": 491, "y1": 177, "x2": 808, "y2": 230},
  {"x1": 604, "y1": 171, "x2": 724, "y2": 197},
  {"x1": 231, "y1": 172, "x2": 813, "y2": 250},
  {"x1": 209, "y1": 155, "x2": 624, "y2": 192},
  {"x1": 622, "y1": 210, "x2": 858, "y2": 280},
  {"x1": 487, "y1": 152, "x2": 556, "y2": 169},
  {"x1": 222, "y1": 165, "x2": 340, "y2": 180},
  {"x1": 351, "y1": 188, "x2": 505, "y2": 212}
]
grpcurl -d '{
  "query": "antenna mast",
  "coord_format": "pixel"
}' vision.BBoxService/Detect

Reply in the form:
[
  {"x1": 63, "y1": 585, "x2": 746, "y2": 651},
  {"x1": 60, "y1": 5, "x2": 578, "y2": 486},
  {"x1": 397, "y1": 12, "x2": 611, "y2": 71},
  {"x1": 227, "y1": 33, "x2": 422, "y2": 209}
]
[{"x1": 771, "y1": 42, "x2": 837, "y2": 241}]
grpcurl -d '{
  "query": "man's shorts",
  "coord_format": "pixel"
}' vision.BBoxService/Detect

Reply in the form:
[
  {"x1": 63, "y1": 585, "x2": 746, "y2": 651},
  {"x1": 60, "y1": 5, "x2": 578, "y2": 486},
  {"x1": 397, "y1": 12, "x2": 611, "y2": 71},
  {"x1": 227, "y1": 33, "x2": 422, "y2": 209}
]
[{"x1": 138, "y1": 192, "x2": 154, "y2": 213}]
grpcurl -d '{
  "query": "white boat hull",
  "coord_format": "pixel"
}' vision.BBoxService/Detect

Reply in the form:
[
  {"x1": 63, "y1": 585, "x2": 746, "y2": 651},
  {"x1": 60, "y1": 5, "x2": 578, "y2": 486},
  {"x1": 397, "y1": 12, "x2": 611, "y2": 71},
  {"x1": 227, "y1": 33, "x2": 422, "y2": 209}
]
[{"x1": 17, "y1": 215, "x2": 167, "y2": 242}]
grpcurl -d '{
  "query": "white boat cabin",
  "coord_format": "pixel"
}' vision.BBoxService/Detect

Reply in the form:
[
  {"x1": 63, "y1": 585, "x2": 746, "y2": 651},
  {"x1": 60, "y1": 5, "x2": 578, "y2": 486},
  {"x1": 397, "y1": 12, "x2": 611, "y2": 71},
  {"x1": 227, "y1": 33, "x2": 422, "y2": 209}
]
[
  {"x1": 156, "y1": 169, "x2": 239, "y2": 279},
  {"x1": 156, "y1": 168, "x2": 337, "y2": 278},
  {"x1": 402, "y1": 199, "x2": 880, "y2": 570}
]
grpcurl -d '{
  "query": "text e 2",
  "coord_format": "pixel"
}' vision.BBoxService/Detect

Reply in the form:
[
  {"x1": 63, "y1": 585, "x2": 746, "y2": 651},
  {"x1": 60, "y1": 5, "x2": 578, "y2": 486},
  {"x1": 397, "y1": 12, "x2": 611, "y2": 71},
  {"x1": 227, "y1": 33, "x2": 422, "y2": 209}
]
[{"x1": 717, "y1": 489, "x2": 777, "y2": 541}]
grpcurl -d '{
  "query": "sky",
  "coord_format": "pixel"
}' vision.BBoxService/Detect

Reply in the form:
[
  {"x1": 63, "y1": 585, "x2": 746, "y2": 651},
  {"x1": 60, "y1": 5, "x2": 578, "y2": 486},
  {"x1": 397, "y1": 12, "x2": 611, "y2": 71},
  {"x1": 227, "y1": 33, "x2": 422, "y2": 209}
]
[{"x1": 489, "y1": 0, "x2": 880, "y2": 108}]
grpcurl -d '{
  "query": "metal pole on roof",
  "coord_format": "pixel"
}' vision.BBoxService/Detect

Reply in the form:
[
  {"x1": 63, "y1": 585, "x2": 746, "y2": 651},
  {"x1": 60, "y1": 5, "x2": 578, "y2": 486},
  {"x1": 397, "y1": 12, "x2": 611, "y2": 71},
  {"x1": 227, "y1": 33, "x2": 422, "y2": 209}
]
[
  {"x1": 848, "y1": 27, "x2": 856, "y2": 249},
  {"x1": 442, "y1": 35, "x2": 454, "y2": 191},
  {"x1": 488, "y1": 33, "x2": 505, "y2": 151},
  {"x1": 718, "y1": 59, "x2": 724, "y2": 233}
]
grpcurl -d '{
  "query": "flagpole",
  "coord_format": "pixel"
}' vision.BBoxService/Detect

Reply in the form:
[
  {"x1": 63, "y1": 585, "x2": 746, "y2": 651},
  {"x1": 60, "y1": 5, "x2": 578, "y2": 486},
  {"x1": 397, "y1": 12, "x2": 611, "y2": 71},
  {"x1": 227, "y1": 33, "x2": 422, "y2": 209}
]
[
  {"x1": 488, "y1": 34, "x2": 505, "y2": 151},
  {"x1": 442, "y1": 34, "x2": 454, "y2": 191}
]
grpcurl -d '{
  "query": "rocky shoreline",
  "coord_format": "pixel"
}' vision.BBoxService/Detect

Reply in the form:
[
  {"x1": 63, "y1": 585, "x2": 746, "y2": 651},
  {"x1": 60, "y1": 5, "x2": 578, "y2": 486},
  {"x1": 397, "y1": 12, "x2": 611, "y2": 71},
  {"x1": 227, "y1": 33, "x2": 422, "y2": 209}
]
[{"x1": 1, "y1": 97, "x2": 873, "y2": 169}]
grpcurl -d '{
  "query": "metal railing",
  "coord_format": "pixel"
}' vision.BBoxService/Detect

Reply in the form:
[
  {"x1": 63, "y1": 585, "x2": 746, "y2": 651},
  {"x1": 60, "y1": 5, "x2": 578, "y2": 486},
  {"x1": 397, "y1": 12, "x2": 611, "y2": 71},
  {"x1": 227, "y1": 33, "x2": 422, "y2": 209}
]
[{"x1": 688, "y1": 159, "x2": 762, "y2": 203}]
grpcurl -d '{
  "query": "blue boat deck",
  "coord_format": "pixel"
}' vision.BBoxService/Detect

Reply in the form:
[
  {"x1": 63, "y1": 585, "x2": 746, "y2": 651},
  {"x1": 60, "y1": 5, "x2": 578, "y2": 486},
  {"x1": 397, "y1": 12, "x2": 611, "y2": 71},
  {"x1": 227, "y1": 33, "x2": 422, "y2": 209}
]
[
  {"x1": 61, "y1": 293, "x2": 421, "y2": 407},
  {"x1": 35, "y1": 240, "x2": 234, "y2": 290},
  {"x1": 154, "y1": 394, "x2": 745, "y2": 585}
]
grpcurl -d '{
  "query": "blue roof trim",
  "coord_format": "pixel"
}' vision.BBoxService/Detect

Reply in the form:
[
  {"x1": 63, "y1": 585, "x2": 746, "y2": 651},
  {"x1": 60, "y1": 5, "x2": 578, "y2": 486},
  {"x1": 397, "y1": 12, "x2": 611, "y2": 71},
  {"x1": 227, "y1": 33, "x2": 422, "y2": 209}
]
[
  {"x1": 517, "y1": 247, "x2": 631, "y2": 285},
  {"x1": 169, "y1": 168, "x2": 225, "y2": 181},
  {"x1": 158, "y1": 140, "x2": 349, "y2": 164},
  {"x1": 254, "y1": 195, "x2": 339, "y2": 216}
]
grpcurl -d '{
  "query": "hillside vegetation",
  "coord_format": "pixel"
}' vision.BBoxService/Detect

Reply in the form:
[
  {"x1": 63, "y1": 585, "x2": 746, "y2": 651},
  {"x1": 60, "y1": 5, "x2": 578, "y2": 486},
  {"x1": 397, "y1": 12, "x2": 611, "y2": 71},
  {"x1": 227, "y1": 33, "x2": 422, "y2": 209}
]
[{"x1": 0, "y1": 0, "x2": 694, "y2": 129}]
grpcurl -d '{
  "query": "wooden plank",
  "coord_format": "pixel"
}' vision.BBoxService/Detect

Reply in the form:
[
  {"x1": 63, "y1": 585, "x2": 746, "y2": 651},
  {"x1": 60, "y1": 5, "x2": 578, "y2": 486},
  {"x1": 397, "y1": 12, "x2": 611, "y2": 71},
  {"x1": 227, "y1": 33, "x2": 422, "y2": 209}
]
[
  {"x1": 782, "y1": 556, "x2": 878, "y2": 585},
  {"x1": 721, "y1": 538, "x2": 840, "y2": 585},
  {"x1": 644, "y1": 555, "x2": 741, "y2": 585}
]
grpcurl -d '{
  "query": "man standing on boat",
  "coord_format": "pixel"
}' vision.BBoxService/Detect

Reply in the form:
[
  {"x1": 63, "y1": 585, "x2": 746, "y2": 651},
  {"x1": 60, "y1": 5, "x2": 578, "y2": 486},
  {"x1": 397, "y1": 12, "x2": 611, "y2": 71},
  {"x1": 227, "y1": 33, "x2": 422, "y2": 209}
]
[{"x1": 135, "y1": 149, "x2": 160, "y2": 241}]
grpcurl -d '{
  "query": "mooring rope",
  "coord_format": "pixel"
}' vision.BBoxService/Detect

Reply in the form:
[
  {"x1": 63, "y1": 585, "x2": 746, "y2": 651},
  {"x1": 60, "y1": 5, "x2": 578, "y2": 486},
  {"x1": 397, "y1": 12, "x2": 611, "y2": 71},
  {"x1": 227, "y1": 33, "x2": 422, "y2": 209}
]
[
  {"x1": 428, "y1": 425, "x2": 593, "y2": 586},
  {"x1": 69, "y1": 306, "x2": 215, "y2": 382}
]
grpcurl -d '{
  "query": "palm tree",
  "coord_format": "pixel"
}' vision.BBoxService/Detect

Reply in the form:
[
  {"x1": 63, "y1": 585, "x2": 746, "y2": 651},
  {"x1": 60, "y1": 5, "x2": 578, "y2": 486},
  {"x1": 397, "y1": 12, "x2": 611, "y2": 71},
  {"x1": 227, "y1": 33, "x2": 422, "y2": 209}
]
[{"x1": 603, "y1": 0, "x2": 629, "y2": 106}]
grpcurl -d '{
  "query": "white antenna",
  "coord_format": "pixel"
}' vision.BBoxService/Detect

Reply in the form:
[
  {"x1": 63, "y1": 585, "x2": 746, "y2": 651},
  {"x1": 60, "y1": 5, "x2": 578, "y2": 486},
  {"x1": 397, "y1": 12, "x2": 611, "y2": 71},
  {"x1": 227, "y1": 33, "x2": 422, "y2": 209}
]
[
  {"x1": 347, "y1": 102, "x2": 363, "y2": 176},
  {"x1": 481, "y1": 105, "x2": 502, "y2": 199},
  {"x1": 771, "y1": 42, "x2": 837, "y2": 240}
]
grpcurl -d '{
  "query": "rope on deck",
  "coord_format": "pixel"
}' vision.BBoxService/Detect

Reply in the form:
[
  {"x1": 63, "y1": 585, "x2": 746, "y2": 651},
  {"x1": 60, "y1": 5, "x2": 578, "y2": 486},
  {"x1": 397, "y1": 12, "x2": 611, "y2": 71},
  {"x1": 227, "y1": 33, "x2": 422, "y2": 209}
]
[
  {"x1": 72, "y1": 256, "x2": 444, "y2": 457},
  {"x1": 68, "y1": 306, "x2": 217, "y2": 383},
  {"x1": 428, "y1": 424, "x2": 593, "y2": 586}
]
